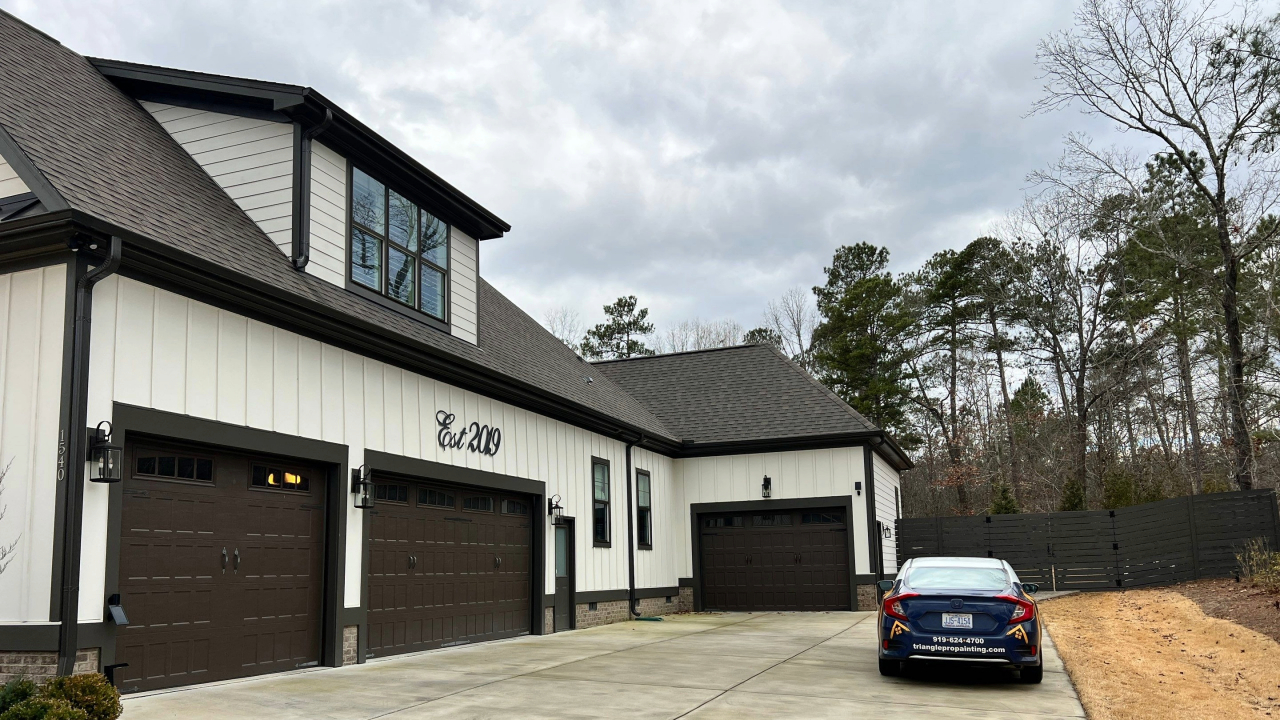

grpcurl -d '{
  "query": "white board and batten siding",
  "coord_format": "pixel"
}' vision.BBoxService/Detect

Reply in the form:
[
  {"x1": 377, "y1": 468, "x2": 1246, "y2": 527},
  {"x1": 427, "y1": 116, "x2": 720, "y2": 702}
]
[
  {"x1": 0, "y1": 266, "x2": 66, "y2": 623},
  {"x1": 674, "y1": 447, "x2": 875, "y2": 577},
  {"x1": 141, "y1": 102, "x2": 295, "y2": 256},
  {"x1": 873, "y1": 453, "x2": 902, "y2": 573},
  {"x1": 0, "y1": 155, "x2": 30, "y2": 198},
  {"x1": 81, "y1": 275, "x2": 647, "y2": 617},
  {"x1": 631, "y1": 448, "x2": 681, "y2": 591},
  {"x1": 450, "y1": 229, "x2": 479, "y2": 344},
  {"x1": 306, "y1": 141, "x2": 347, "y2": 287}
]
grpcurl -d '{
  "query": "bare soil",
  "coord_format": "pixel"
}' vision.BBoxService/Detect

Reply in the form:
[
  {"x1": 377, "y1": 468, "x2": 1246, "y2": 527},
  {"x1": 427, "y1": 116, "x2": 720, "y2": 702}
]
[
  {"x1": 1176, "y1": 578, "x2": 1280, "y2": 645},
  {"x1": 1040, "y1": 589, "x2": 1280, "y2": 720}
]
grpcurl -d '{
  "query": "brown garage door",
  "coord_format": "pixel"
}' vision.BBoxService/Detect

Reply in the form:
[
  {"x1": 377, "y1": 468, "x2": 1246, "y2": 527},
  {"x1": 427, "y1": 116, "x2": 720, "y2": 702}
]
[
  {"x1": 700, "y1": 507, "x2": 850, "y2": 611},
  {"x1": 366, "y1": 479, "x2": 532, "y2": 658},
  {"x1": 115, "y1": 440, "x2": 326, "y2": 693}
]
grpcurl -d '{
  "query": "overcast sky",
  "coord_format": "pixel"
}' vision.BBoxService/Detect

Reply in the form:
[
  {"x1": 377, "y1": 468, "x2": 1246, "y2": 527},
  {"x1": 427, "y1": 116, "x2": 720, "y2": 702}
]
[{"x1": 6, "y1": 0, "x2": 1129, "y2": 334}]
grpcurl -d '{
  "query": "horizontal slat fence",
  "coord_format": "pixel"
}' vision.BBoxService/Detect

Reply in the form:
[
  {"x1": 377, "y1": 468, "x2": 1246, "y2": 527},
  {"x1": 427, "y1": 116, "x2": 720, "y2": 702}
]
[{"x1": 896, "y1": 490, "x2": 1279, "y2": 590}]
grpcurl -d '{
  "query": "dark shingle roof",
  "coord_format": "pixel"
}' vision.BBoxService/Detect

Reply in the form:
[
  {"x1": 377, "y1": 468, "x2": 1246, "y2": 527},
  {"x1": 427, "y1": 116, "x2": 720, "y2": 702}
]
[
  {"x1": 0, "y1": 11, "x2": 675, "y2": 442},
  {"x1": 591, "y1": 345, "x2": 881, "y2": 445}
]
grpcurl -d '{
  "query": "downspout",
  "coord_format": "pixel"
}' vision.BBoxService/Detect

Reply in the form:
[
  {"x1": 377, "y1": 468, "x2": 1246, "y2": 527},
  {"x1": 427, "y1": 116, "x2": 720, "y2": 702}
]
[
  {"x1": 57, "y1": 235, "x2": 122, "y2": 675},
  {"x1": 863, "y1": 438, "x2": 881, "y2": 582},
  {"x1": 625, "y1": 434, "x2": 642, "y2": 617},
  {"x1": 290, "y1": 108, "x2": 334, "y2": 271}
]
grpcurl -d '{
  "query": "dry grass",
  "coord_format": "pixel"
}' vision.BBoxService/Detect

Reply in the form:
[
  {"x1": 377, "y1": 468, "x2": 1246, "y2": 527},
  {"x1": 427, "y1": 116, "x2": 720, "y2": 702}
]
[{"x1": 1041, "y1": 589, "x2": 1280, "y2": 720}]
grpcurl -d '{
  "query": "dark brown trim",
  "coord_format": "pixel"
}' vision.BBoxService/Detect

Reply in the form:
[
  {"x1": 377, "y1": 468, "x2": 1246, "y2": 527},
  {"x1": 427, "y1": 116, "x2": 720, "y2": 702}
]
[
  {"x1": 689, "y1": 496, "x2": 859, "y2": 612},
  {"x1": 863, "y1": 443, "x2": 879, "y2": 581},
  {"x1": 0, "y1": 124, "x2": 69, "y2": 212},
  {"x1": 574, "y1": 589, "x2": 628, "y2": 604},
  {"x1": 677, "y1": 577, "x2": 693, "y2": 588},
  {"x1": 362, "y1": 449, "x2": 547, "y2": 638},
  {"x1": 591, "y1": 456, "x2": 611, "y2": 548},
  {"x1": 634, "y1": 586, "x2": 679, "y2": 600},
  {"x1": 680, "y1": 432, "x2": 912, "y2": 470}
]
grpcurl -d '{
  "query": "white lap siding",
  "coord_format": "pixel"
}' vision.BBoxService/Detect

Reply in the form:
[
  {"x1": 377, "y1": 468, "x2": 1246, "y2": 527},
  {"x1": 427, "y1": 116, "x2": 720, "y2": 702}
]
[
  {"x1": 450, "y1": 229, "x2": 479, "y2": 344},
  {"x1": 0, "y1": 155, "x2": 30, "y2": 198},
  {"x1": 81, "y1": 276, "x2": 640, "y2": 617},
  {"x1": 673, "y1": 447, "x2": 874, "y2": 578},
  {"x1": 307, "y1": 141, "x2": 347, "y2": 287},
  {"x1": 873, "y1": 452, "x2": 902, "y2": 573},
  {"x1": 0, "y1": 265, "x2": 66, "y2": 622},
  {"x1": 141, "y1": 102, "x2": 295, "y2": 256}
]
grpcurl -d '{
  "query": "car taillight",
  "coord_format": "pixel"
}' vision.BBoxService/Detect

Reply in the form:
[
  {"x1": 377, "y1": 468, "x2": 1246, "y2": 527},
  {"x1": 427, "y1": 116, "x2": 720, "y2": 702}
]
[
  {"x1": 882, "y1": 592, "x2": 918, "y2": 621},
  {"x1": 996, "y1": 594, "x2": 1036, "y2": 624}
]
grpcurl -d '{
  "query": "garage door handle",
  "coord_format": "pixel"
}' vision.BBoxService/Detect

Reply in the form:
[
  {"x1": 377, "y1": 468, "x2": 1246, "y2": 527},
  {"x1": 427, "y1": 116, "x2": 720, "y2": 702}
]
[
  {"x1": 233, "y1": 548, "x2": 241, "y2": 573},
  {"x1": 221, "y1": 547, "x2": 228, "y2": 572},
  {"x1": 495, "y1": 556, "x2": 502, "y2": 568},
  {"x1": 409, "y1": 555, "x2": 416, "y2": 569}
]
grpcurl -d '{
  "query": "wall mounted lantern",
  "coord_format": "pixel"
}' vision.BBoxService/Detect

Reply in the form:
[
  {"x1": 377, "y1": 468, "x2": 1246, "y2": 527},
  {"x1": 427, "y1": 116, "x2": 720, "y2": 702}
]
[
  {"x1": 882, "y1": 524, "x2": 893, "y2": 539},
  {"x1": 351, "y1": 465, "x2": 375, "y2": 509},
  {"x1": 762, "y1": 476, "x2": 772, "y2": 498},
  {"x1": 548, "y1": 494, "x2": 565, "y2": 524},
  {"x1": 855, "y1": 481, "x2": 863, "y2": 496},
  {"x1": 87, "y1": 421, "x2": 123, "y2": 483}
]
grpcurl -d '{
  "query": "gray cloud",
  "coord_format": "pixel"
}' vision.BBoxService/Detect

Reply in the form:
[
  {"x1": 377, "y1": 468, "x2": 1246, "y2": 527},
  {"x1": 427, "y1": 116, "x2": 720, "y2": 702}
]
[{"x1": 6, "y1": 0, "x2": 1123, "y2": 331}]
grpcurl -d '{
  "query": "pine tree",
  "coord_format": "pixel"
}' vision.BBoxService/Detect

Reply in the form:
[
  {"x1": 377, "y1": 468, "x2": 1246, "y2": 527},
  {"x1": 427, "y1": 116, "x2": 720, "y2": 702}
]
[
  {"x1": 990, "y1": 482, "x2": 1019, "y2": 515},
  {"x1": 580, "y1": 296, "x2": 655, "y2": 360}
]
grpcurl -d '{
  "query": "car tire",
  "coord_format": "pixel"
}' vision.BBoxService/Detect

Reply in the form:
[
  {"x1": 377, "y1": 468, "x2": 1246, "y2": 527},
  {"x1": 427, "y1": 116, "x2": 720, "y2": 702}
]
[
  {"x1": 1019, "y1": 664, "x2": 1043, "y2": 684},
  {"x1": 878, "y1": 659, "x2": 901, "y2": 677}
]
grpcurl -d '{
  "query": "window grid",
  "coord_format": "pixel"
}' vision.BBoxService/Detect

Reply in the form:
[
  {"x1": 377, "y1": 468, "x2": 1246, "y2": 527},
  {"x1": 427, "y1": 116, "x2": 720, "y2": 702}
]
[
  {"x1": 592, "y1": 459, "x2": 610, "y2": 546},
  {"x1": 349, "y1": 166, "x2": 450, "y2": 322},
  {"x1": 636, "y1": 470, "x2": 652, "y2": 549}
]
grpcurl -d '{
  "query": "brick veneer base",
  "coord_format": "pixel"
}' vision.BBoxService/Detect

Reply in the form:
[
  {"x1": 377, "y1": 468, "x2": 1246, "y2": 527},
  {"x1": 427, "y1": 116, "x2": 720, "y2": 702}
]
[
  {"x1": 543, "y1": 607, "x2": 554, "y2": 634},
  {"x1": 0, "y1": 648, "x2": 100, "y2": 686},
  {"x1": 855, "y1": 584, "x2": 879, "y2": 611},
  {"x1": 342, "y1": 626, "x2": 359, "y2": 666}
]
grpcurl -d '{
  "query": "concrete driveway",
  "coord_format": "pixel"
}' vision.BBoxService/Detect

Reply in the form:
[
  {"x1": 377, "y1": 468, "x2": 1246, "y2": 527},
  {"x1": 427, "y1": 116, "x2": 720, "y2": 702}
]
[{"x1": 123, "y1": 612, "x2": 1084, "y2": 719}]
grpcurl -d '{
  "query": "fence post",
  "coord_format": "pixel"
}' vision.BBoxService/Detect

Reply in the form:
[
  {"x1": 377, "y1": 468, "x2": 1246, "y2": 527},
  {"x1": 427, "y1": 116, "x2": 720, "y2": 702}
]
[
  {"x1": 1186, "y1": 494, "x2": 1201, "y2": 581},
  {"x1": 935, "y1": 517, "x2": 944, "y2": 557}
]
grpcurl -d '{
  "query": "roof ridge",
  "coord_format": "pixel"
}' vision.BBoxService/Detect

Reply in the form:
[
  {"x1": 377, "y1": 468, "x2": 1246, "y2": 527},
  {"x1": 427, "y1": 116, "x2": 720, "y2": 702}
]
[{"x1": 590, "y1": 343, "x2": 762, "y2": 364}]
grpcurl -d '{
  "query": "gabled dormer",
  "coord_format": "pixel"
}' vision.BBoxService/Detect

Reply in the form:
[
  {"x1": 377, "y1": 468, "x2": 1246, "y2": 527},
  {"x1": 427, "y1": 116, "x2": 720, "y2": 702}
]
[{"x1": 91, "y1": 59, "x2": 507, "y2": 345}]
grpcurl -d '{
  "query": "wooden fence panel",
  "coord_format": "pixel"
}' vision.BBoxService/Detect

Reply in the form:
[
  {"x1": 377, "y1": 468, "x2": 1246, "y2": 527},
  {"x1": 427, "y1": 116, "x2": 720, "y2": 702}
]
[{"x1": 893, "y1": 489, "x2": 1278, "y2": 591}]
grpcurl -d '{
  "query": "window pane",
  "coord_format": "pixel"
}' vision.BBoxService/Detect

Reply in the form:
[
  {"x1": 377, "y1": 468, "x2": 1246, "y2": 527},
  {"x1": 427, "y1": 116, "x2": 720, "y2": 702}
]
[
  {"x1": 136, "y1": 456, "x2": 156, "y2": 475},
  {"x1": 157, "y1": 456, "x2": 176, "y2": 477},
  {"x1": 387, "y1": 246, "x2": 415, "y2": 305},
  {"x1": 637, "y1": 474, "x2": 650, "y2": 508},
  {"x1": 420, "y1": 266, "x2": 446, "y2": 319},
  {"x1": 639, "y1": 508, "x2": 651, "y2": 546},
  {"x1": 195, "y1": 458, "x2": 213, "y2": 482},
  {"x1": 555, "y1": 526, "x2": 568, "y2": 577},
  {"x1": 177, "y1": 457, "x2": 195, "y2": 479},
  {"x1": 593, "y1": 462, "x2": 609, "y2": 501},
  {"x1": 388, "y1": 190, "x2": 418, "y2": 251},
  {"x1": 594, "y1": 501, "x2": 608, "y2": 542},
  {"x1": 352, "y1": 168, "x2": 385, "y2": 234},
  {"x1": 421, "y1": 210, "x2": 448, "y2": 269},
  {"x1": 351, "y1": 228, "x2": 381, "y2": 290}
]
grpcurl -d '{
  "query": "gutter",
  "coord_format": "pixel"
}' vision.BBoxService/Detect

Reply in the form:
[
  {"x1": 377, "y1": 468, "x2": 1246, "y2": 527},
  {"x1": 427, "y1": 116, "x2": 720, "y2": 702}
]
[
  {"x1": 289, "y1": 108, "x2": 333, "y2": 270},
  {"x1": 57, "y1": 235, "x2": 122, "y2": 675},
  {"x1": 624, "y1": 434, "x2": 642, "y2": 617}
]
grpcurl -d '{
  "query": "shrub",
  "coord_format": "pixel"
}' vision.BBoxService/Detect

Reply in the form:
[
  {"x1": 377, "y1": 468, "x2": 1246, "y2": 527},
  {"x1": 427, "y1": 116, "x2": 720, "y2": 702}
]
[
  {"x1": 0, "y1": 679, "x2": 36, "y2": 715},
  {"x1": 1235, "y1": 537, "x2": 1280, "y2": 593},
  {"x1": 38, "y1": 676, "x2": 119, "y2": 720},
  {"x1": 0, "y1": 697, "x2": 87, "y2": 720}
]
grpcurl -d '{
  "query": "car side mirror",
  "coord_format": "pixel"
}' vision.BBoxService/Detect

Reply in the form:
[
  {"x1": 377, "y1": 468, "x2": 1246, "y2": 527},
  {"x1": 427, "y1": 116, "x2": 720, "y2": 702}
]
[
  {"x1": 1023, "y1": 583, "x2": 1039, "y2": 595},
  {"x1": 876, "y1": 579, "x2": 894, "y2": 594}
]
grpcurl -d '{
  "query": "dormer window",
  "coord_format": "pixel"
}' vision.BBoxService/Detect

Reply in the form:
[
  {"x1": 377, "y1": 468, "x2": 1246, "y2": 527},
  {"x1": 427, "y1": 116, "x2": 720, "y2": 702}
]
[{"x1": 349, "y1": 166, "x2": 449, "y2": 322}]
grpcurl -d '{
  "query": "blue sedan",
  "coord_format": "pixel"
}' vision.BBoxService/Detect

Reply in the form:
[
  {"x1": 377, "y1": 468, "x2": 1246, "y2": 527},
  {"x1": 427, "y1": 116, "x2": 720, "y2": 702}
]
[{"x1": 876, "y1": 557, "x2": 1043, "y2": 683}]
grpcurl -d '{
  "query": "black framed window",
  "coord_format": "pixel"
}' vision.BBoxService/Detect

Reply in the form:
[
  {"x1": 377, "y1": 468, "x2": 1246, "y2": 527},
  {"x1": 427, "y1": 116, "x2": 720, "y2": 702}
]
[
  {"x1": 252, "y1": 465, "x2": 311, "y2": 493},
  {"x1": 463, "y1": 496, "x2": 494, "y2": 512},
  {"x1": 636, "y1": 470, "x2": 652, "y2": 550},
  {"x1": 135, "y1": 451, "x2": 213, "y2": 483},
  {"x1": 350, "y1": 166, "x2": 449, "y2": 321},
  {"x1": 374, "y1": 484, "x2": 408, "y2": 503},
  {"x1": 419, "y1": 487, "x2": 455, "y2": 508},
  {"x1": 502, "y1": 499, "x2": 529, "y2": 515},
  {"x1": 802, "y1": 511, "x2": 844, "y2": 524},
  {"x1": 592, "y1": 458, "x2": 610, "y2": 546}
]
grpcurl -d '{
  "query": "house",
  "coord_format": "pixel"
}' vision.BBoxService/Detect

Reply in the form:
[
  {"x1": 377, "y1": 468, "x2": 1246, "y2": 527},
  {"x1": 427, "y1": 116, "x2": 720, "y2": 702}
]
[{"x1": 0, "y1": 11, "x2": 910, "y2": 693}]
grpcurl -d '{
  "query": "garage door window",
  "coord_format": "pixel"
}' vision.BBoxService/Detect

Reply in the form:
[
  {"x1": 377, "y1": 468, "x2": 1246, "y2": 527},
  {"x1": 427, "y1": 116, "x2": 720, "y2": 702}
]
[
  {"x1": 501, "y1": 499, "x2": 529, "y2": 515},
  {"x1": 419, "y1": 487, "x2": 455, "y2": 508},
  {"x1": 802, "y1": 511, "x2": 844, "y2": 524},
  {"x1": 375, "y1": 484, "x2": 408, "y2": 503},
  {"x1": 251, "y1": 465, "x2": 310, "y2": 492},
  {"x1": 135, "y1": 451, "x2": 213, "y2": 483},
  {"x1": 754, "y1": 514, "x2": 792, "y2": 527},
  {"x1": 704, "y1": 516, "x2": 743, "y2": 528},
  {"x1": 463, "y1": 496, "x2": 494, "y2": 512},
  {"x1": 592, "y1": 458, "x2": 610, "y2": 547}
]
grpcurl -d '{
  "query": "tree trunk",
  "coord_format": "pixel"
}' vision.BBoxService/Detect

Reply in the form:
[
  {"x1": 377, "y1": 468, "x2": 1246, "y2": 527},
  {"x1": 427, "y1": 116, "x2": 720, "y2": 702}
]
[
  {"x1": 1217, "y1": 210, "x2": 1253, "y2": 490},
  {"x1": 1175, "y1": 330, "x2": 1205, "y2": 493},
  {"x1": 989, "y1": 311, "x2": 1019, "y2": 500}
]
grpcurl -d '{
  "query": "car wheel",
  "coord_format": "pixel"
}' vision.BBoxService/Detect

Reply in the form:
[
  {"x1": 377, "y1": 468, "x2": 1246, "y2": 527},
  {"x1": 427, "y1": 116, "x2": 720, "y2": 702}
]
[
  {"x1": 878, "y1": 659, "x2": 901, "y2": 677},
  {"x1": 1019, "y1": 664, "x2": 1043, "y2": 684}
]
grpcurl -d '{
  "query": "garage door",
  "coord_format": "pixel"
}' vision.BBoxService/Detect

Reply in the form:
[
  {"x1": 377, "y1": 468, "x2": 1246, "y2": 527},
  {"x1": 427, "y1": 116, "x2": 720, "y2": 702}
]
[
  {"x1": 116, "y1": 440, "x2": 327, "y2": 693},
  {"x1": 699, "y1": 507, "x2": 850, "y2": 611},
  {"x1": 366, "y1": 478, "x2": 532, "y2": 657}
]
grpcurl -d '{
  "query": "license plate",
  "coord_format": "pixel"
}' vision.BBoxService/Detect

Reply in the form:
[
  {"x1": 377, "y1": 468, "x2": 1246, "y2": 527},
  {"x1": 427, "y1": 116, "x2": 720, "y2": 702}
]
[{"x1": 942, "y1": 613, "x2": 973, "y2": 629}]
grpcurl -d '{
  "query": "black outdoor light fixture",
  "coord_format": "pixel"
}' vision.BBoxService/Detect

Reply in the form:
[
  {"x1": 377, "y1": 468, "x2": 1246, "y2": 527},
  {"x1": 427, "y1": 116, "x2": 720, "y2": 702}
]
[
  {"x1": 548, "y1": 494, "x2": 565, "y2": 524},
  {"x1": 762, "y1": 476, "x2": 772, "y2": 499},
  {"x1": 105, "y1": 593, "x2": 128, "y2": 626},
  {"x1": 855, "y1": 481, "x2": 863, "y2": 496},
  {"x1": 87, "y1": 421, "x2": 122, "y2": 483},
  {"x1": 351, "y1": 465, "x2": 374, "y2": 509}
]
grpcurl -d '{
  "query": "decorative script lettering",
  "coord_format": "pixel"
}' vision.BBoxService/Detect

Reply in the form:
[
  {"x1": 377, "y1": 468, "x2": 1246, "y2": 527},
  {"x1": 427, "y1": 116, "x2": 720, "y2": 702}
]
[{"x1": 436, "y1": 410, "x2": 502, "y2": 457}]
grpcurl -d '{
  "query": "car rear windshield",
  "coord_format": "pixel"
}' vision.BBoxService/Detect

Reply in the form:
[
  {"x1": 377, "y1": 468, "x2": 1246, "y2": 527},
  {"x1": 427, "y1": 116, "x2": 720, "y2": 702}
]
[{"x1": 906, "y1": 566, "x2": 1008, "y2": 590}]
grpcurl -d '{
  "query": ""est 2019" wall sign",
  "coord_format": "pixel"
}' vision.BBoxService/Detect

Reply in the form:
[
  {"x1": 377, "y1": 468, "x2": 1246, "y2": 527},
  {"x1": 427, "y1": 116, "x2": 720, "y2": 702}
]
[{"x1": 436, "y1": 411, "x2": 502, "y2": 457}]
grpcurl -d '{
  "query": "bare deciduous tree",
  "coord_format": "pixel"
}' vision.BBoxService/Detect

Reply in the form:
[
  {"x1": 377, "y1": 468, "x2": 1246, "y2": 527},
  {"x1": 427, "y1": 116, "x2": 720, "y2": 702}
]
[
  {"x1": 543, "y1": 306, "x2": 584, "y2": 354},
  {"x1": 653, "y1": 318, "x2": 744, "y2": 354},
  {"x1": 0, "y1": 463, "x2": 18, "y2": 576},
  {"x1": 1035, "y1": 0, "x2": 1280, "y2": 489},
  {"x1": 762, "y1": 287, "x2": 819, "y2": 371}
]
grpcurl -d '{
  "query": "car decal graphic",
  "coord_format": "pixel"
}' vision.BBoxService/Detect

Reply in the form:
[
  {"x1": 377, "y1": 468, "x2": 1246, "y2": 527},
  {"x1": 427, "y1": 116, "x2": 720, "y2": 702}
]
[
  {"x1": 889, "y1": 620, "x2": 909, "y2": 638},
  {"x1": 1005, "y1": 624, "x2": 1029, "y2": 643}
]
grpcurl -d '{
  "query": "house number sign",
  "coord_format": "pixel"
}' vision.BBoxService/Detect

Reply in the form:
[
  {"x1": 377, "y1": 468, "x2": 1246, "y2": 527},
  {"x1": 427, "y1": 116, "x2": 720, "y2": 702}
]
[{"x1": 436, "y1": 411, "x2": 502, "y2": 457}]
